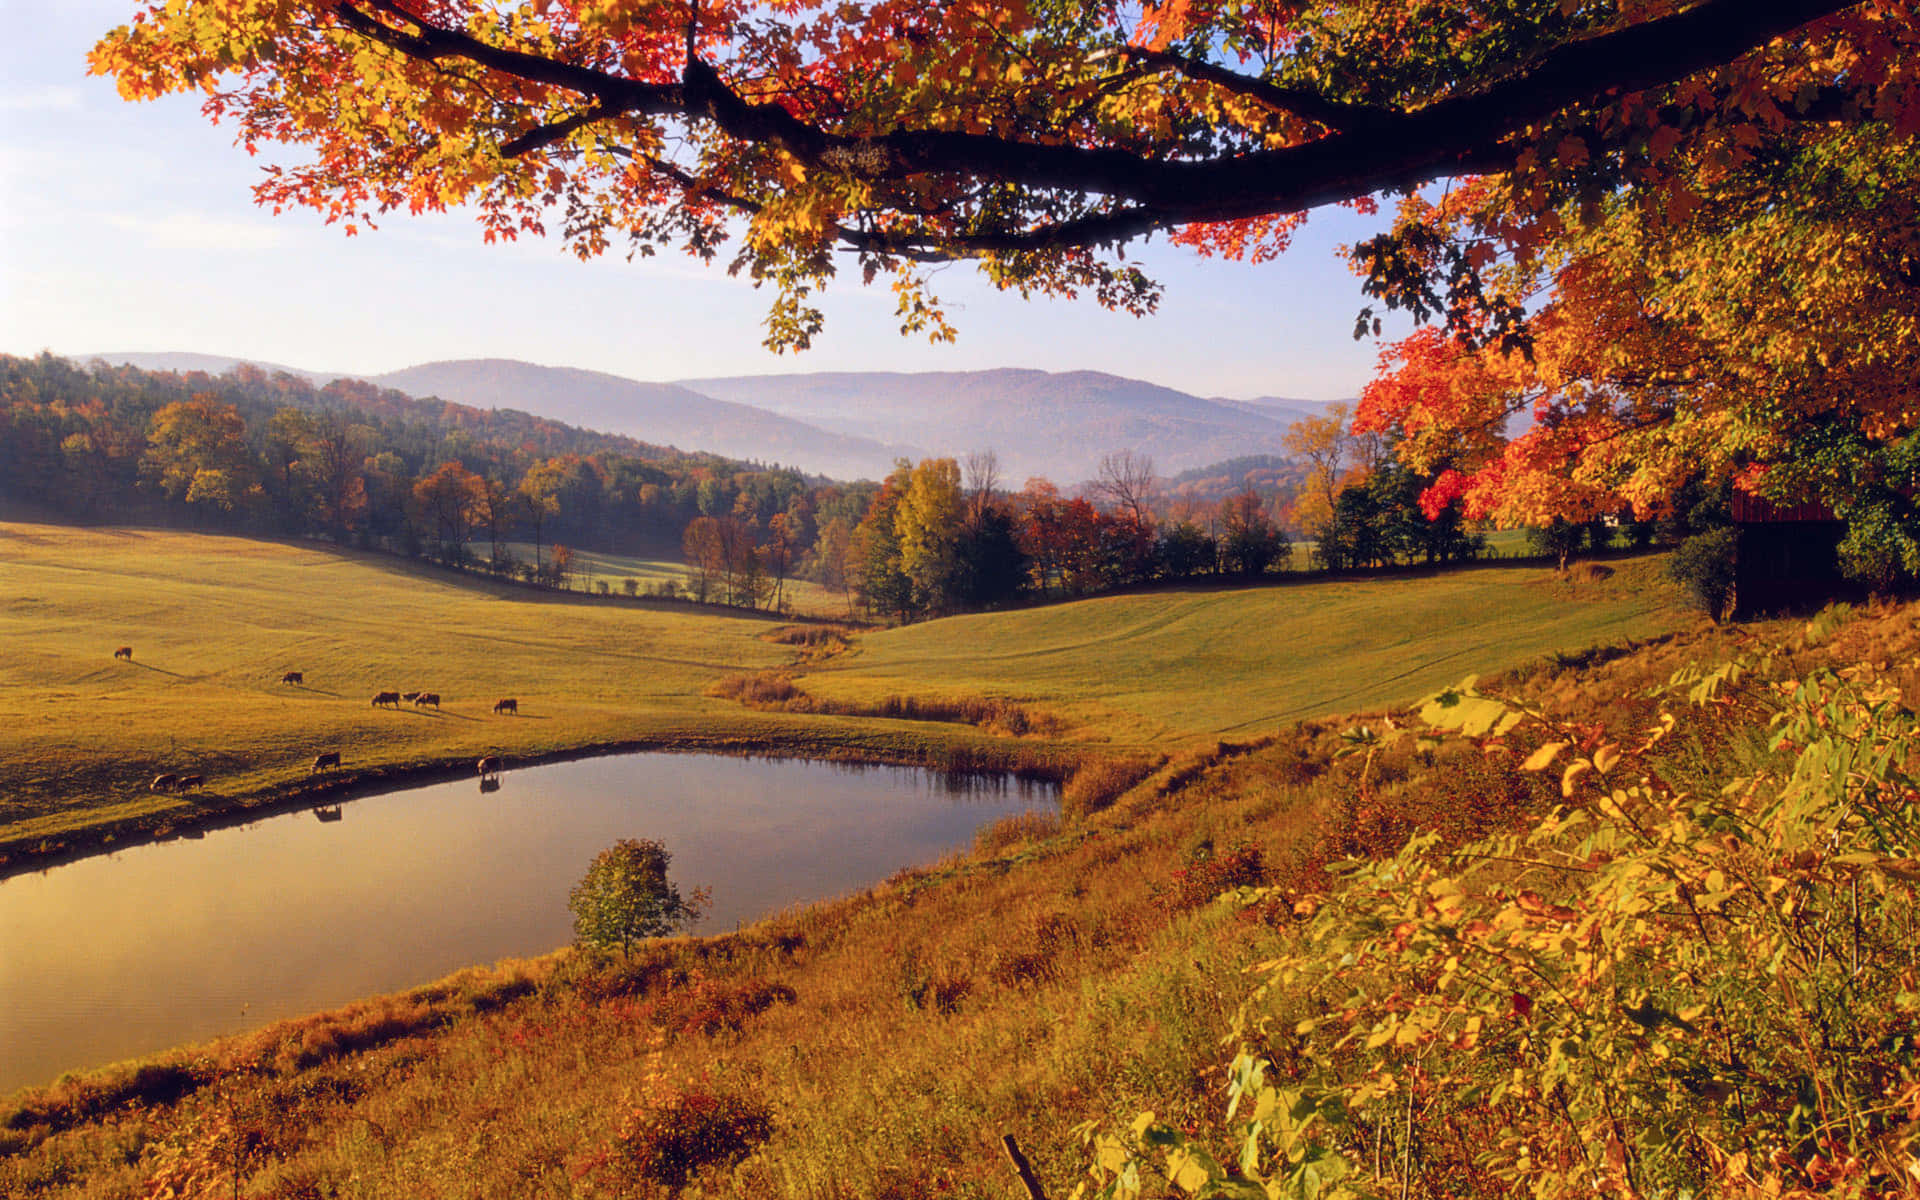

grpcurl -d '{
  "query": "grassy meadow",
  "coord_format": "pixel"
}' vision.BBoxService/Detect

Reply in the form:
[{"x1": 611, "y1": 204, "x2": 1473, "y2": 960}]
[
  {"x1": 807, "y1": 558, "x2": 1682, "y2": 743},
  {"x1": 500, "y1": 542, "x2": 854, "y2": 620},
  {"x1": 9, "y1": 589, "x2": 1901, "y2": 1199},
  {"x1": 0, "y1": 522, "x2": 1689, "y2": 862},
  {"x1": 0, "y1": 523, "x2": 897, "y2": 859}
]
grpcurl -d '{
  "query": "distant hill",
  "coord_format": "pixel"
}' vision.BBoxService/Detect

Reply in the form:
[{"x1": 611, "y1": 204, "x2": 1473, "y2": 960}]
[
  {"x1": 82, "y1": 351, "x2": 345, "y2": 387},
  {"x1": 367, "y1": 359, "x2": 908, "y2": 478},
  {"x1": 81, "y1": 352, "x2": 1344, "y2": 483},
  {"x1": 678, "y1": 368, "x2": 1337, "y2": 482}
]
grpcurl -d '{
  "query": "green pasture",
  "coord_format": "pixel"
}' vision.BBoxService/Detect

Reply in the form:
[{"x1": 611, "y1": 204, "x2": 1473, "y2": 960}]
[
  {"x1": 0, "y1": 522, "x2": 1689, "y2": 855},
  {"x1": 500, "y1": 540, "x2": 853, "y2": 618},
  {"x1": 0, "y1": 523, "x2": 879, "y2": 853},
  {"x1": 806, "y1": 558, "x2": 1689, "y2": 744}
]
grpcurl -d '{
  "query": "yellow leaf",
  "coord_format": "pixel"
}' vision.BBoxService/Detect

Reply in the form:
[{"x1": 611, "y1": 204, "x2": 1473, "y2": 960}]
[
  {"x1": 1593, "y1": 743, "x2": 1621, "y2": 774},
  {"x1": 1520, "y1": 741, "x2": 1569, "y2": 771},
  {"x1": 1562, "y1": 759, "x2": 1593, "y2": 798}
]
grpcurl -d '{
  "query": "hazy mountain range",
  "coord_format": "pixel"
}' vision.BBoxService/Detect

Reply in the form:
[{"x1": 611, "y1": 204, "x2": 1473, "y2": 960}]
[{"x1": 81, "y1": 352, "x2": 1340, "y2": 483}]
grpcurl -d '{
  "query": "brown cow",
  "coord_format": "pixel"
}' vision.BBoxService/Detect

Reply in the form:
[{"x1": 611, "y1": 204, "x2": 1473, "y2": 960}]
[
  {"x1": 174, "y1": 774, "x2": 205, "y2": 790},
  {"x1": 371, "y1": 691, "x2": 401, "y2": 708},
  {"x1": 477, "y1": 754, "x2": 503, "y2": 778},
  {"x1": 311, "y1": 751, "x2": 341, "y2": 773},
  {"x1": 402, "y1": 691, "x2": 422, "y2": 703},
  {"x1": 413, "y1": 692, "x2": 440, "y2": 709},
  {"x1": 492, "y1": 697, "x2": 518, "y2": 715},
  {"x1": 282, "y1": 670, "x2": 304, "y2": 685},
  {"x1": 150, "y1": 773, "x2": 179, "y2": 792},
  {"x1": 114, "y1": 646, "x2": 133, "y2": 661}
]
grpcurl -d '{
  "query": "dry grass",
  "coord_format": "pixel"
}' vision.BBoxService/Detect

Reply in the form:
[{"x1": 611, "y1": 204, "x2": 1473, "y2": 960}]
[
  {"x1": 708, "y1": 669, "x2": 1070, "y2": 737},
  {"x1": 3, "y1": 601, "x2": 1846, "y2": 1200}
]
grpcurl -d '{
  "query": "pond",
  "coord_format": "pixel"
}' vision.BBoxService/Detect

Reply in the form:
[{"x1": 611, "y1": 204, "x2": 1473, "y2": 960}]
[{"x1": 0, "y1": 752, "x2": 1057, "y2": 1096}]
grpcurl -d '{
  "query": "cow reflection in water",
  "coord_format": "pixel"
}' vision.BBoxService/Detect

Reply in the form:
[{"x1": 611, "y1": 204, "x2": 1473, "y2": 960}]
[
  {"x1": 313, "y1": 804, "x2": 343, "y2": 823},
  {"x1": 479, "y1": 776, "x2": 501, "y2": 794}
]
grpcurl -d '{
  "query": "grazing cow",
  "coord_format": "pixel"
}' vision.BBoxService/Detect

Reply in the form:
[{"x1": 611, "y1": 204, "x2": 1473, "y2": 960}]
[
  {"x1": 371, "y1": 691, "x2": 401, "y2": 708},
  {"x1": 174, "y1": 774, "x2": 205, "y2": 790},
  {"x1": 402, "y1": 691, "x2": 422, "y2": 703},
  {"x1": 311, "y1": 751, "x2": 341, "y2": 773},
  {"x1": 477, "y1": 754, "x2": 503, "y2": 779},
  {"x1": 114, "y1": 646, "x2": 133, "y2": 661},
  {"x1": 282, "y1": 670, "x2": 304, "y2": 685},
  {"x1": 150, "y1": 773, "x2": 180, "y2": 793},
  {"x1": 492, "y1": 697, "x2": 518, "y2": 715},
  {"x1": 413, "y1": 692, "x2": 440, "y2": 709}
]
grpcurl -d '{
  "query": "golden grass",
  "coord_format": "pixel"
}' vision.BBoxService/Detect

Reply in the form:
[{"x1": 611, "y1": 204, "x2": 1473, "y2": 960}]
[
  {"x1": 804, "y1": 556, "x2": 1690, "y2": 743},
  {"x1": 3, "y1": 570, "x2": 1826, "y2": 1200},
  {"x1": 2, "y1": 522, "x2": 1687, "y2": 862},
  {"x1": 0, "y1": 523, "x2": 1003, "y2": 858}
]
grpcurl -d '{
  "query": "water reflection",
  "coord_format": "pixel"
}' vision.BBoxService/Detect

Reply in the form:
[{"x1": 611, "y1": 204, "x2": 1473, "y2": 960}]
[{"x1": 0, "y1": 751, "x2": 1057, "y2": 1095}]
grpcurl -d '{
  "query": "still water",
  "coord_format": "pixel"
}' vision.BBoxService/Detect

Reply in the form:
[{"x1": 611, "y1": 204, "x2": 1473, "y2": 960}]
[{"x1": 0, "y1": 752, "x2": 1056, "y2": 1095}]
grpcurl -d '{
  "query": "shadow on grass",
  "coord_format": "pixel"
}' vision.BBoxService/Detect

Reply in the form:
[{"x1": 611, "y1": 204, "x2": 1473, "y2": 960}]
[{"x1": 127, "y1": 661, "x2": 185, "y2": 678}]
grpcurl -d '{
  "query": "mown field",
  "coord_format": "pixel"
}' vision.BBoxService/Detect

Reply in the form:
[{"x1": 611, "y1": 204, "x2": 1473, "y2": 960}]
[
  {"x1": 808, "y1": 558, "x2": 1682, "y2": 743},
  {"x1": 497, "y1": 542, "x2": 854, "y2": 619},
  {"x1": 0, "y1": 523, "x2": 893, "y2": 858},
  {"x1": 0, "y1": 523, "x2": 1689, "y2": 862}
]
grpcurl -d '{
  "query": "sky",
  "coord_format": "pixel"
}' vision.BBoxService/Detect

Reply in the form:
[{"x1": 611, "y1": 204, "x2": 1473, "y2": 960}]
[{"x1": 0, "y1": 3, "x2": 1404, "y2": 402}]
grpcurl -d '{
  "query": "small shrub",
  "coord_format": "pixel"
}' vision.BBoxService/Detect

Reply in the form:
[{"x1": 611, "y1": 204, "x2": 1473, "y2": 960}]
[
  {"x1": 616, "y1": 1087, "x2": 773, "y2": 1191},
  {"x1": 645, "y1": 975, "x2": 798, "y2": 1038},
  {"x1": 1062, "y1": 757, "x2": 1157, "y2": 819},
  {"x1": 1160, "y1": 841, "x2": 1267, "y2": 912},
  {"x1": 706, "y1": 672, "x2": 804, "y2": 706},
  {"x1": 1667, "y1": 526, "x2": 1738, "y2": 620},
  {"x1": 972, "y1": 808, "x2": 1061, "y2": 855}
]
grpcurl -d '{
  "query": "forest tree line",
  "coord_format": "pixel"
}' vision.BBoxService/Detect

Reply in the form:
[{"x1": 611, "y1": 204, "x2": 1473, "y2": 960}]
[{"x1": 1, "y1": 354, "x2": 1654, "y2": 621}]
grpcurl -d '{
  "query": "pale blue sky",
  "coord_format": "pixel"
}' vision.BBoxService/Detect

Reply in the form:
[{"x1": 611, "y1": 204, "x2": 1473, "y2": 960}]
[{"x1": 1, "y1": 2, "x2": 1403, "y2": 400}]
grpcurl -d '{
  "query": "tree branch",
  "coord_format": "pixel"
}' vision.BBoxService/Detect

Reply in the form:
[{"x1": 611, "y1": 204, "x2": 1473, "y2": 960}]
[
  {"x1": 331, "y1": 0, "x2": 1862, "y2": 251},
  {"x1": 1112, "y1": 46, "x2": 1399, "y2": 134}
]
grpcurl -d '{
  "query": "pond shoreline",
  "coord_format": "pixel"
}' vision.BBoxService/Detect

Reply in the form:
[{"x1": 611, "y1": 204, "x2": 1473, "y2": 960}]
[{"x1": 0, "y1": 733, "x2": 1074, "y2": 881}]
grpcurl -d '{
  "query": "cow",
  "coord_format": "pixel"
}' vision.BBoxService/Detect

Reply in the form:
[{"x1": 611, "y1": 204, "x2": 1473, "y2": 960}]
[
  {"x1": 114, "y1": 646, "x2": 133, "y2": 661},
  {"x1": 371, "y1": 691, "x2": 402, "y2": 708},
  {"x1": 174, "y1": 774, "x2": 205, "y2": 790},
  {"x1": 492, "y1": 697, "x2": 518, "y2": 715},
  {"x1": 402, "y1": 691, "x2": 422, "y2": 703},
  {"x1": 311, "y1": 751, "x2": 341, "y2": 773},
  {"x1": 282, "y1": 670, "x2": 304, "y2": 685},
  {"x1": 150, "y1": 773, "x2": 180, "y2": 792},
  {"x1": 477, "y1": 754, "x2": 503, "y2": 779},
  {"x1": 413, "y1": 692, "x2": 440, "y2": 709}
]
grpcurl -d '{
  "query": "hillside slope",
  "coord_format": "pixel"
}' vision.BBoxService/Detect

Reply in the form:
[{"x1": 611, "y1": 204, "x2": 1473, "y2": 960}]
[
  {"x1": 679, "y1": 367, "x2": 1327, "y2": 483},
  {"x1": 805, "y1": 560, "x2": 1685, "y2": 743},
  {"x1": 12, "y1": 578, "x2": 1894, "y2": 1200}
]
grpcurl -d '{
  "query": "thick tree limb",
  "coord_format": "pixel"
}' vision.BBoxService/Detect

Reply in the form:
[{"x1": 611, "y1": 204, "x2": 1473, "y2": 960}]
[{"x1": 332, "y1": 0, "x2": 1863, "y2": 252}]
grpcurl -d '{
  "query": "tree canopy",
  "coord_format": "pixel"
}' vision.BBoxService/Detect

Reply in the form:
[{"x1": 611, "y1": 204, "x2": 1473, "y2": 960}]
[
  {"x1": 568, "y1": 837, "x2": 706, "y2": 958},
  {"x1": 91, "y1": 2, "x2": 1920, "y2": 569},
  {"x1": 91, "y1": 2, "x2": 1895, "y2": 345}
]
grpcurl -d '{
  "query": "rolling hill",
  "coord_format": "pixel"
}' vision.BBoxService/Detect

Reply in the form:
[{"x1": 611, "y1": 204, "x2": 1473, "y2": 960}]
[{"x1": 81, "y1": 352, "x2": 1340, "y2": 483}]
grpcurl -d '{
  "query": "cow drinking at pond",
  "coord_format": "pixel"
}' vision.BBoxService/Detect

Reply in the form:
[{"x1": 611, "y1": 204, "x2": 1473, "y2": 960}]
[
  {"x1": 477, "y1": 755, "x2": 503, "y2": 780},
  {"x1": 492, "y1": 697, "x2": 518, "y2": 715},
  {"x1": 311, "y1": 751, "x2": 341, "y2": 773}
]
